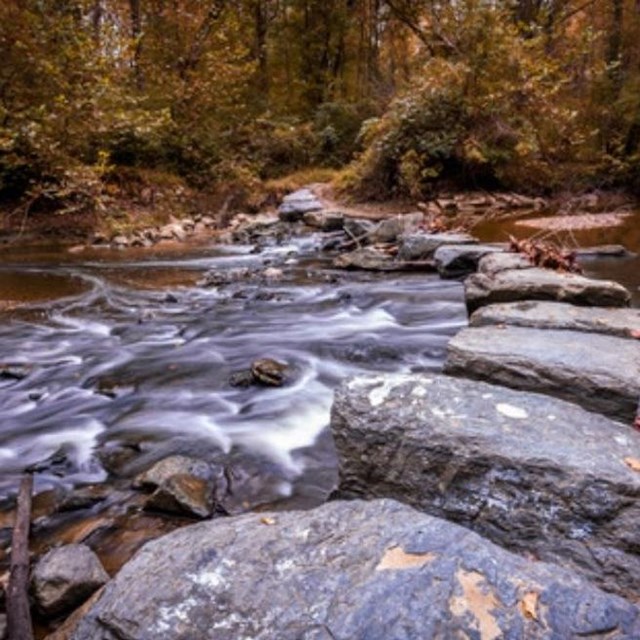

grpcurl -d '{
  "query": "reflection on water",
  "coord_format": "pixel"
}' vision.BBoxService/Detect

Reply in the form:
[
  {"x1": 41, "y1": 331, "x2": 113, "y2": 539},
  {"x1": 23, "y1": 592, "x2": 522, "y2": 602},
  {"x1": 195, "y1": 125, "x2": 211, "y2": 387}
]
[
  {"x1": 474, "y1": 210, "x2": 640, "y2": 306},
  {"x1": 0, "y1": 236, "x2": 467, "y2": 502}
]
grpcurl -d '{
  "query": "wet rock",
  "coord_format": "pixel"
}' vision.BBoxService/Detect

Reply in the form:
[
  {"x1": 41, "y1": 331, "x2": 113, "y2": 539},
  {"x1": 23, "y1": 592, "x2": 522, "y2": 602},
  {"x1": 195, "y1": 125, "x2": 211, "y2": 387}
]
[
  {"x1": 133, "y1": 455, "x2": 215, "y2": 490},
  {"x1": 144, "y1": 474, "x2": 215, "y2": 519},
  {"x1": 0, "y1": 614, "x2": 5, "y2": 640},
  {"x1": 303, "y1": 209, "x2": 344, "y2": 231},
  {"x1": 199, "y1": 267, "x2": 252, "y2": 287},
  {"x1": 0, "y1": 363, "x2": 31, "y2": 380},
  {"x1": 331, "y1": 374, "x2": 640, "y2": 598},
  {"x1": 470, "y1": 301, "x2": 640, "y2": 338},
  {"x1": 228, "y1": 369, "x2": 255, "y2": 387},
  {"x1": 465, "y1": 268, "x2": 631, "y2": 313},
  {"x1": 343, "y1": 217, "x2": 376, "y2": 240},
  {"x1": 369, "y1": 212, "x2": 423, "y2": 243},
  {"x1": 477, "y1": 252, "x2": 534, "y2": 276},
  {"x1": 72, "y1": 499, "x2": 640, "y2": 640},
  {"x1": 333, "y1": 247, "x2": 406, "y2": 271},
  {"x1": 251, "y1": 358, "x2": 289, "y2": 386},
  {"x1": 278, "y1": 189, "x2": 323, "y2": 222},
  {"x1": 445, "y1": 326, "x2": 640, "y2": 422},
  {"x1": 96, "y1": 442, "x2": 142, "y2": 477},
  {"x1": 32, "y1": 544, "x2": 109, "y2": 617},
  {"x1": 397, "y1": 232, "x2": 477, "y2": 261},
  {"x1": 575, "y1": 244, "x2": 634, "y2": 258},
  {"x1": 58, "y1": 486, "x2": 110, "y2": 512},
  {"x1": 434, "y1": 244, "x2": 505, "y2": 278}
]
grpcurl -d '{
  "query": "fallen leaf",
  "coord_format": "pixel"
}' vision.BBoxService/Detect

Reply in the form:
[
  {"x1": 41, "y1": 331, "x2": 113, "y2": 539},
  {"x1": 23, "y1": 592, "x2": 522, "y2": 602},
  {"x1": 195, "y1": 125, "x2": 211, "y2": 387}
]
[
  {"x1": 520, "y1": 591, "x2": 539, "y2": 620},
  {"x1": 624, "y1": 457, "x2": 640, "y2": 472},
  {"x1": 260, "y1": 516, "x2": 276, "y2": 525},
  {"x1": 630, "y1": 329, "x2": 640, "y2": 339}
]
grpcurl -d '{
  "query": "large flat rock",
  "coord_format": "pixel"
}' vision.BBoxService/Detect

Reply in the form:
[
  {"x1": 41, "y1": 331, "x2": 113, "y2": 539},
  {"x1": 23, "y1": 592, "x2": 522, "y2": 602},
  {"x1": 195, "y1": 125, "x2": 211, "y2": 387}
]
[
  {"x1": 72, "y1": 499, "x2": 640, "y2": 639},
  {"x1": 465, "y1": 268, "x2": 631, "y2": 313},
  {"x1": 444, "y1": 326, "x2": 640, "y2": 422},
  {"x1": 470, "y1": 301, "x2": 640, "y2": 338},
  {"x1": 331, "y1": 374, "x2": 640, "y2": 599},
  {"x1": 398, "y1": 232, "x2": 477, "y2": 261}
]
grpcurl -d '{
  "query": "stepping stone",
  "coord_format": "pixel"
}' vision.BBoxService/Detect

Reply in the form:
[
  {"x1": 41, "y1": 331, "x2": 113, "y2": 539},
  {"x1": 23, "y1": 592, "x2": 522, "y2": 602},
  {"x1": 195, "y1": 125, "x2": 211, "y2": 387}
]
[
  {"x1": 464, "y1": 267, "x2": 631, "y2": 313},
  {"x1": 444, "y1": 325, "x2": 640, "y2": 422},
  {"x1": 398, "y1": 232, "x2": 477, "y2": 261},
  {"x1": 278, "y1": 189, "x2": 323, "y2": 222},
  {"x1": 470, "y1": 301, "x2": 640, "y2": 339},
  {"x1": 331, "y1": 373, "x2": 640, "y2": 599},
  {"x1": 434, "y1": 244, "x2": 505, "y2": 278},
  {"x1": 72, "y1": 499, "x2": 640, "y2": 639}
]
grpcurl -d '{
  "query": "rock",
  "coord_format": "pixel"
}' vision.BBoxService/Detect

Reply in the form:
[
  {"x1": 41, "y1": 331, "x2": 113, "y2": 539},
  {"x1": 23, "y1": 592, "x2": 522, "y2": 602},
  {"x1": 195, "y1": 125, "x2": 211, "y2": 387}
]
[
  {"x1": 72, "y1": 499, "x2": 640, "y2": 640},
  {"x1": 158, "y1": 223, "x2": 186, "y2": 241},
  {"x1": 250, "y1": 358, "x2": 288, "y2": 386},
  {"x1": 303, "y1": 209, "x2": 344, "y2": 231},
  {"x1": 133, "y1": 455, "x2": 214, "y2": 489},
  {"x1": 397, "y1": 232, "x2": 477, "y2": 261},
  {"x1": 0, "y1": 614, "x2": 5, "y2": 640},
  {"x1": 144, "y1": 474, "x2": 215, "y2": 519},
  {"x1": 445, "y1": 326, "x2": 640, "y2": 422},
  {"x1": 96, "y1": 442, "x2": 141, "y2": 477},
  {"x1": 110, "y1": 235, "x2": 130, "y2": 248},
  {"x1": 32, "y1": 544, "x2": 109, "y2": 618},
  {"x1": 262, "y1": 267, "x2": 283, "y2": 280},
  {"x1": 369, "y1": 212, "x2": 423, "y2": 243},
  {"x1": 477, "y1": 252, "x2": 534, "y2": 276},
  {"x1": 43, "y1": 588, "x2": 104, "y2": 640},
  {"x1": 0, "y1": 363, "x2": 31, "y2": 380},
  {"x1": 470, "y1": 301, "x2": 640, "y2": 338},
  {"x1": 278, "y1": 189, "x2": 323, "y2": 222},
  {"x1": 575, "y1": 244, "x2": 634, "y2": 258},
  {"x1": 434, "y1": 244, "x2": 505, "y2": 278},
  {"x1": 343, "y1": 217, "x2": 376, "y2": 240},
  {"x1": 331, "y1": 374, "x2": 640, "y2": 598},
  {"x1": 199, "y1": 267, "x2": 252, "y2": 287},
  {"x1": 464, "y1": 268, "x2": 631, "y2": 313},
  {"x1": 333, "y1": 247, "x2": 402, "y2": 271}
]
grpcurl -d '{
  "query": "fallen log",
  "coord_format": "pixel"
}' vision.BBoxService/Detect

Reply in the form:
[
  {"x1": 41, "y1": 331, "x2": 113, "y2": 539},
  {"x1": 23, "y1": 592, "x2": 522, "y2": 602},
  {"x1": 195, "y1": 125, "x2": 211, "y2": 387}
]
[{"x1": 7, "y1": 474, "x2": 34, "y2": 640}]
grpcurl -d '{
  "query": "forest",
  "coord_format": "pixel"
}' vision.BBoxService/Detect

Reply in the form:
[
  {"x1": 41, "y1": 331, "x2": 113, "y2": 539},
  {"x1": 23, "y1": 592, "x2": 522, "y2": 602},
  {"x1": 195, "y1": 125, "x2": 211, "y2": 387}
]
[{"x1": 2, "y1": 0, "x2": 640, "y2": 225}]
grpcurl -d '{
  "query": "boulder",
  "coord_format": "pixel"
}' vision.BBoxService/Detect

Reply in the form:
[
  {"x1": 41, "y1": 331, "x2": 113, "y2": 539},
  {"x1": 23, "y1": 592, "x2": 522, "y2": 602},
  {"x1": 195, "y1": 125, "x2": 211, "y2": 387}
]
[
  {"x1": 343, "y1": 217, "x2": 376, "y2": 240},
  {"x1": 464, "y1": 268, "x2": 631, "y2": 313},
  {"x1": 133, "y1": 455, "x2": 214, "y2": 489},
  {"x1": 32, "y1": 544, "x2": 109, "y2": 617},
  {"x1": 278, "y1": 189, "x2": 323, "y2": 222},
  {"x1": 331, "y1": 374, "x2": 640, "y2": 598},
  {"x1": 303, "y1": 209, "x2": 344, "y2": 231},
  {"x1": 144, "y1": 474, "x2": 215, "y2": 519},
  {"x1": 470, "y1": 301, "x2": 640, "y2": 338},
  {"x1": 369, "y1": 212, "x2": 423, "y2": 243},
  {"x1": 333, "y1": 247, "x2": 403, "y2": 271},
  {"x1": 477, "y1": 252, "x2": 533, "y2": 276},
  {"x1": 72, "y1": 499, "x2": 640, "y2": 640},
  {"x1": 444, "y1": 326, "x2": 640, "y2": 422},
  {"x1": 434, "y1": 244, "x2": 505, "y2": 278},
  {"x1": 398, "y1": 232, "x2": 477, "y2": 261}
]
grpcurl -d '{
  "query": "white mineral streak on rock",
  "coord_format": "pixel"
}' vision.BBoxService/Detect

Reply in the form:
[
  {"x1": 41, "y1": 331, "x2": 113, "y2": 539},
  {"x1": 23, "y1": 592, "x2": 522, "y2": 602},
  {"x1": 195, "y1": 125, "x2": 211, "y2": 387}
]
[{"x1": 496, "y1": 403, "x2": 528, "y2": 419}]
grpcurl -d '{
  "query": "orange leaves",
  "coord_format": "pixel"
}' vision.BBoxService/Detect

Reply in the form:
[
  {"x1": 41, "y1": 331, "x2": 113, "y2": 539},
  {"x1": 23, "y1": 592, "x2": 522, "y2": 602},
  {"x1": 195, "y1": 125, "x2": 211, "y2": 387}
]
[{"x1": 508, "y1": 235, "x2": 582, "y2": 274}]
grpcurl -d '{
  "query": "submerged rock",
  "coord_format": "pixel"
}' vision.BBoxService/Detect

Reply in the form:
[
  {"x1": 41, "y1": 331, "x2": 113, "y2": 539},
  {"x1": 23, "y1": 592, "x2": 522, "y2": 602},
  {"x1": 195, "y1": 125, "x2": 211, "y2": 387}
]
[
  {"x1": 72, "y1": 499, "x2": 640, "y2": 640},
  {"x1": 465, "y1": 267, "x2": 631, "y2": 313},
  {"x1": 32, "y1": 544, "x2": 109, "y2": 617},
  {"x1": 445, "y1": 325, "x2": 640, "y2": 422},
  {"x1": 331, "y1": 374, "x2": 640, "y2": 598},
  {"x1": 470, "y1": 300, "x2": 640, "y2": 338}
]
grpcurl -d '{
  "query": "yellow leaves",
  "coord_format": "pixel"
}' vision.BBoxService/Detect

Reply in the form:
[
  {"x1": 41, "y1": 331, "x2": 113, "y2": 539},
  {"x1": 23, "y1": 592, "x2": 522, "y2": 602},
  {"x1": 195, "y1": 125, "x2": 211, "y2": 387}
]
[{"x1": 520, "y1": 591, "x2": 539, "y2": 621}]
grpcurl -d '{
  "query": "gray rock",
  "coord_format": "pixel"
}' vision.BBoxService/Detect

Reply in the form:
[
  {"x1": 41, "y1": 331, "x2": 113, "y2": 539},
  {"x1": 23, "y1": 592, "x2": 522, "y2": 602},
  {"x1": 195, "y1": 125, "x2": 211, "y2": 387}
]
[
  {"x1": 398, "y1": 232, "x2": 477, "y2": 261},
  {"x1": 72, "y1": 499, "x2": 640, "y2": 640},
  {"x1": 478, "y1": 252, "x2": 534, "y2": 275},
  {"x1": 32, "y1": 544, "x2": 109, "y2": 617},
  {"x1": 445, "y1": 326, "x2": 640, "y2": 422},
  {"x1": 110, "y1": 235, "x2": 130, "y2": 248},
  {"x1": 435, "y1": 244, "x2": 505, "y2": 278},
  {"x1": 575, "y1": 244, "x2": 634, "y2": 258},
  {"x1": 303, "y1": 209, "x2": 344, "y2": 231},
  {"x1": 331, "y1": 374, "x2": 640, "y2": 598},
  {"x1": 333, "y1": 247, "x2": 403, "y2": 271},
  {"x1": 278, "y1": 189, "x2": 323, "y2": 222},
  {"x1": 343, "y1": 217, "x2": 376, "y2": 240},
  {"x1": 465, "y1": 268, "x2": 631, "y2": 313},
  {"x1": 470, "y1": 301, "x2": 640, "y2": 338},
  {"x1": 369, "y1": 212, "x2": 423, "y2": 243}
]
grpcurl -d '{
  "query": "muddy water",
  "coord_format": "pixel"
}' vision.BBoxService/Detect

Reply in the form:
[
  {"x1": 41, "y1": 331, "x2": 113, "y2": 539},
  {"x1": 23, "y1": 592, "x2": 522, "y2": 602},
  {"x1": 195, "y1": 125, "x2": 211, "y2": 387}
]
[
  {"x1": 473, "y1": 209, "x2": 640, "y2": 305},
  {"x1": 0, "y1": 237, "x2": 466, "y2": 505}
]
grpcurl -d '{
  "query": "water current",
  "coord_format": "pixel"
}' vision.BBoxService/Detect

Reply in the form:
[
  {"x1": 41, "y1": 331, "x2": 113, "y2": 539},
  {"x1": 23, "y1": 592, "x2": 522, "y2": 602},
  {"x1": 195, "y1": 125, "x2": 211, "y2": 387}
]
[{"x1": 0, "y1": 235, "x2": 467, "y2": 506}]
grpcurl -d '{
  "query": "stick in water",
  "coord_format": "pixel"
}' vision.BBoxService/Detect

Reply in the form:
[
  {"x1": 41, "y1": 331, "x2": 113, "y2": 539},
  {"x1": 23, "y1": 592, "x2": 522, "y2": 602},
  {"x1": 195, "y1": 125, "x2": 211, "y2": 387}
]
[{"x1": 7, "y1": 474, "x2": 34, "y2": 640}]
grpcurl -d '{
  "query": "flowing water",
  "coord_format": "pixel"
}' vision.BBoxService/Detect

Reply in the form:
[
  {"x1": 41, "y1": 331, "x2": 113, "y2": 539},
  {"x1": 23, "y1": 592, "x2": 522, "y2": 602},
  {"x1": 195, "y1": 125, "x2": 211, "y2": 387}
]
[{"x1": 0, "y1": 235, "x2": 467, "y2": 507}]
